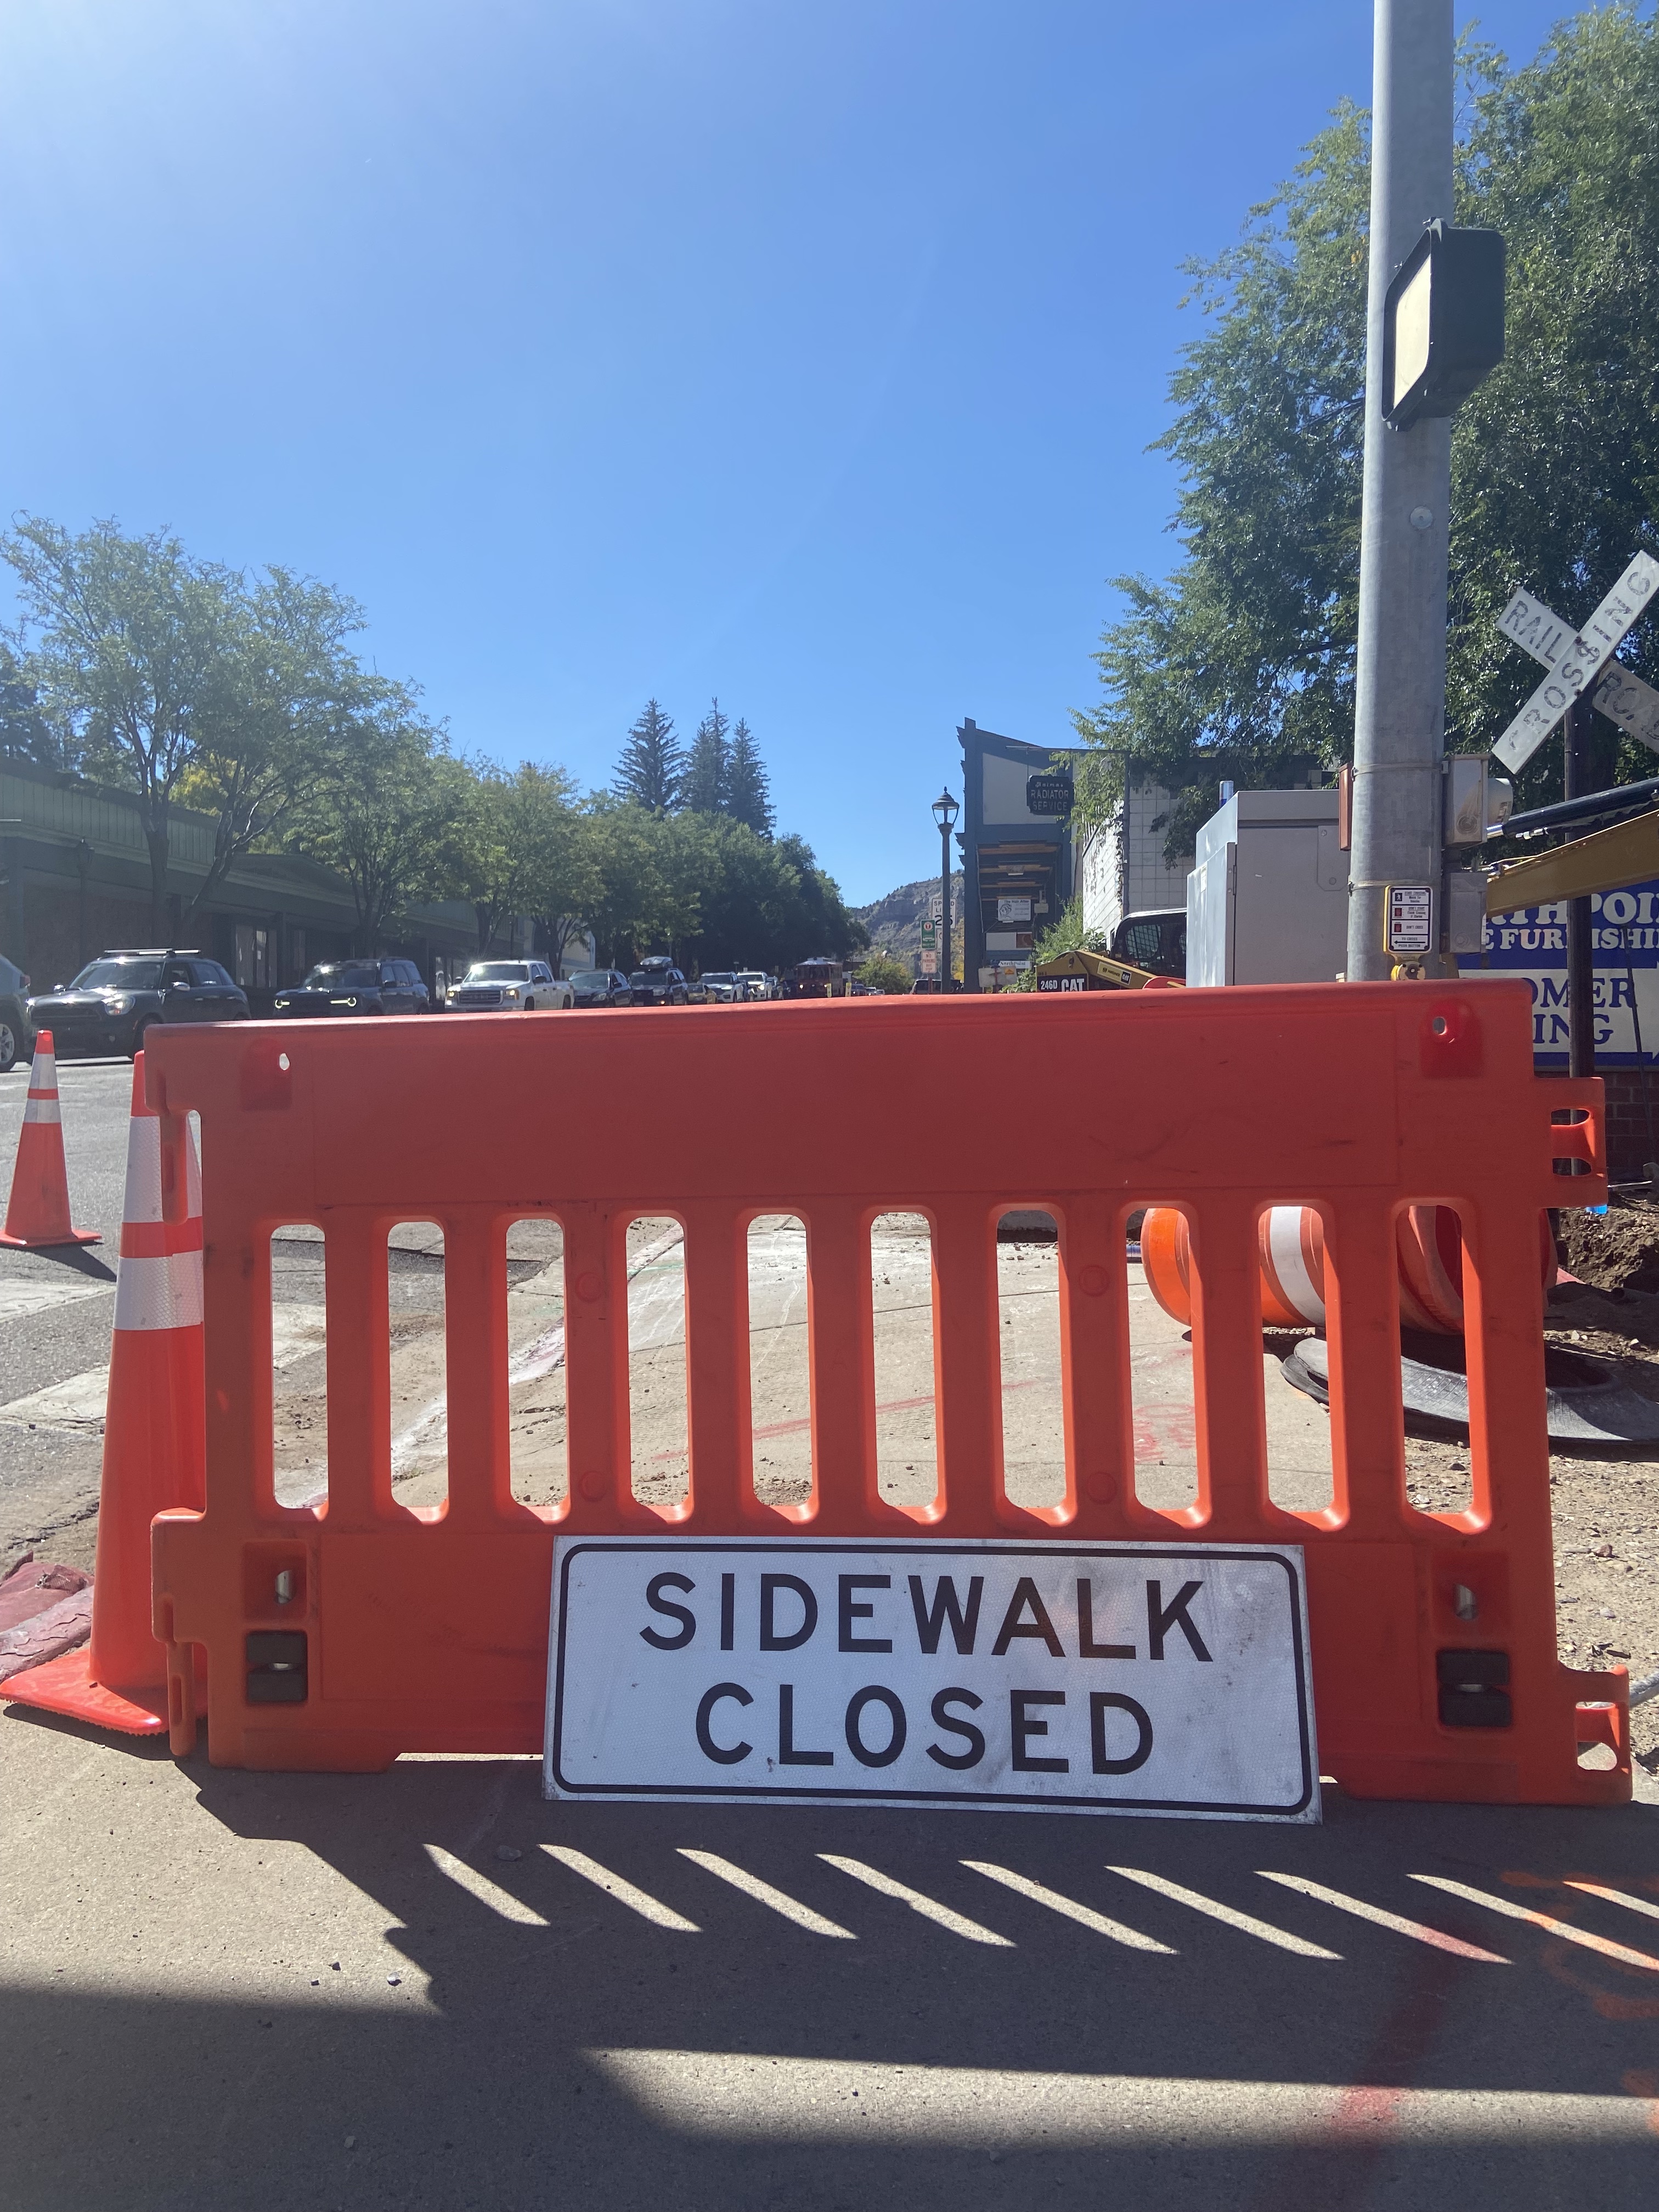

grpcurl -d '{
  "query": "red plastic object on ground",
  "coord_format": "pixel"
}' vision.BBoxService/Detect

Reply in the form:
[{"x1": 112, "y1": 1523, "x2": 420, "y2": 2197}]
[
  {"x1": 119, "y1": 984, "x2": 1626, "y2": 1800},
  {"x1": 0, "y1": 1032, "x2": 101, "y2": 1249},
  {"x1": 3, "y1": 1057, "x2": 204, "y2": 1732}
]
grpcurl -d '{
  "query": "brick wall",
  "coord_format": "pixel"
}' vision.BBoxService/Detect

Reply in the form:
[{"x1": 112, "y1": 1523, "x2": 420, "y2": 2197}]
[{"x1": 1600, "y1": 1066, "x2": 1659, "y2": 1180}]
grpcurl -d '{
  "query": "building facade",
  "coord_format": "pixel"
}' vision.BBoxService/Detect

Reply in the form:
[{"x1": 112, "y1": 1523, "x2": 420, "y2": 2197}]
[
  {"x1": 957, "y1": 721, "x2": 1079, "y2": 990},
  {"x1": 1077, "y1": 778, "x2": 1194, "y2": 946},
  {"x1": 0, "y1": 757, "x2": 479, "y2": 1003}
]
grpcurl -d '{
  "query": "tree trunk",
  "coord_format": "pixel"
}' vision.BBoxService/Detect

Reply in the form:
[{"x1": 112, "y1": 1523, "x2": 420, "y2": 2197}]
[{"x1": 143, "y1": 818, "x2": 171, "y2": 943}]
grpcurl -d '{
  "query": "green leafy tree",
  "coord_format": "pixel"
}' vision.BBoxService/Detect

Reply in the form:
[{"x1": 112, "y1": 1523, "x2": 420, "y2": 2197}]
[
  {"x1": 681, "y1": 697, "x2": 731, "y2": 815},
  {"x1": 177, "y1": 569, "x2": 385, "y2": 921},
  {"x1": 292, "y1": 707, "x2": 458, "y2": 952},
  {"x1": 1076, "y1": 7, "x2": 1659, "y2": 847},
  {"x1": 3, "y1": 516, "x2": 246, "y2": 933},
  {"x1": 772, "y1": 833, "x2": 869, "y2": 967},
  {"x1": 724, "y1": 718, "x2": 775, "y2": 837},
  {"x1": 612, "y1": 698, "x2": 684, "y2": 814},
  {"x1": 579, "y1": 801, "x2": 697, "y2": 968},
  {"x1": 857, "y1": 950, "x2": 912, "y2": 995},
  {"x1": 0, "y1": 644, "x2": 59, "y2": 765},
  {"x1": 450, "y1": 758, "x2": 581, "y2": 955}
]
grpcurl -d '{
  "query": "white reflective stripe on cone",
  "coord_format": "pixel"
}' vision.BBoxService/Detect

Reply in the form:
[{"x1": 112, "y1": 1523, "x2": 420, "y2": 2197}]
[
  {"x1": 112, "y1": 1251, "x2": 204, "y2": 1332},
  {"x1": 1266, "y1": 1206, "x2": 1324, "y2": 1324},
  {"x1": 29, "y1": 1053, "x2": 58, "y2": 1087},
  {"x1": 185, "y1": 1120, "x2": 201, "y2": 1219},
  {"x1": 21, "y1": 1097, "x2": 63, "y2": 1125},
  {"x1": 120, "y1": 1115, "x2": 165, "y2": 1224}
]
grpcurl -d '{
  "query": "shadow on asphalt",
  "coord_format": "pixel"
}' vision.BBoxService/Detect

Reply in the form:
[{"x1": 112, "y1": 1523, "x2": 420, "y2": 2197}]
[
  {"x1": 4, "y1": 1707, "x2": 1658, "y2": 2210},
  {"x1": 12, "y1": 1244, "x2": 118, "y2": 1283}
]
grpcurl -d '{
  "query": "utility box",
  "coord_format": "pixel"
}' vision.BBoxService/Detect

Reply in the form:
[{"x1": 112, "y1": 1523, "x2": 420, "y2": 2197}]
[{"x1": 1187, "y1": 789, "x2": 1349, "y2": 987}]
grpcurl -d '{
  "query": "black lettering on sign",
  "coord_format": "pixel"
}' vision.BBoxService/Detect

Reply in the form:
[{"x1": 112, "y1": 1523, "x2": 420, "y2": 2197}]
[
  {"x1": 696, "y1": 1683, "x2": 753, "y2": 1764},
  {"x1": 640, "y1": 1572, "x2": 696, "y2": 1651},
  {"x1": 991, "y1": 1577, "x2": 1065, "y2": 1657},
  {"x1": 839, "y1": 1575, "x2": 893, "y2": 1654},
  {"x1": 1011, "y1": 1689, "x2": 1068, "y2": 1772},
  {"x1": 1146, "y1": 1579, "x2": 1211, "y2": 1662},
  {"x1": 778, "y1": 1684, "x2": 833, "y2": 1766},
  {"x1": 759, "y1": 1573, "x2": 817, "y2": 1651},
  {"x1": 909, "y1": 1575, "x2": 984, "y2": 1655},
  {"x1": 845, "y1": 1686, "x2": 907, "y2": 1768},
  {"x1": 1090, "y1": 1691, "x2": 1154, "y2": 1774},
  {"x1": 1077, "y1": 1579, "x2": 1134, "y2": 1660},
  {"x1": 720, "y1": 1572, "x2": 735, "y2": 1652},
  {"x1": 926, "y1": 1689, "x2": 985, "y2": 1770}
]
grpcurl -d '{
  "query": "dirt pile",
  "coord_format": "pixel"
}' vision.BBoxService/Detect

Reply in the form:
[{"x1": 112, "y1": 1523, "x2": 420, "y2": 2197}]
[{"x1": 1559, "y1": 1195, "x2": 1659, "y2": 1295}]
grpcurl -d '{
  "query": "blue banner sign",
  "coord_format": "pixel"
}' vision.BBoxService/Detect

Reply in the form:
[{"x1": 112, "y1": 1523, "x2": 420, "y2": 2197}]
[{"x1": 1477, "y1": 879, "x2": 1659, "y2": 1064}]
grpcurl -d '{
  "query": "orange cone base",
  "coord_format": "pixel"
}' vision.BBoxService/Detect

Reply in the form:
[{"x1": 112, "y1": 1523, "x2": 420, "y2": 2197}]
[
  {"x1": 0, "y1": 1226, "x2": 101, "y2": 1250},
  {"x1": 2, "y1": 1649, "x2": 171, "y2": 1734}
]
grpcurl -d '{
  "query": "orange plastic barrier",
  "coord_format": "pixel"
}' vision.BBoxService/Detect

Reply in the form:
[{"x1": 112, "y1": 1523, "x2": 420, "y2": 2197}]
[
  {"x1": 128, "y1": 981, "x2": 1623, "y2": 1801},
  {"x1": 1142, "y1": 1201, "x2": 1557, "y2": 1334}
]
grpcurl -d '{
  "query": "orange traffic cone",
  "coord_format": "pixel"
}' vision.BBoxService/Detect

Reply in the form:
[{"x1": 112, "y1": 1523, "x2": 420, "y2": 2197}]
[
  {"x1": 2, "y1": 1056, "x2": 205, "y2": 1734},
  {"x1": 0, "y1": 1031, "x2": 100, "y2": 1249}
]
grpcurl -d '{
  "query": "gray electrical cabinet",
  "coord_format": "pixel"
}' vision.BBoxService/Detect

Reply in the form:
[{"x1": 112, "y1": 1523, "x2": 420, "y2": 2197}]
[{"x1": 1186, "y1": 789, "x2": 1350, "y2": 988}]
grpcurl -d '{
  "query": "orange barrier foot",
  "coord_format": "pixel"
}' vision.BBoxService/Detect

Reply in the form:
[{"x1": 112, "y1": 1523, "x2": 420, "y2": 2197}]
[
  {"x1": 0, "y1": 1649, "x2": 169, "y2": 1735},
  {"x1": 0, "y1": 1032, "x2": 100, "y2": 1249}
]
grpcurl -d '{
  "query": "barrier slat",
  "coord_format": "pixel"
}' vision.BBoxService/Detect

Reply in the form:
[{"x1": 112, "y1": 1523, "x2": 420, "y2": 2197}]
[
  {"x1": 442, "y1": 1212, "x2": 518, "y2": 1530},
  {"x1": 806, "y1": 1202, "x2": 878, "y2": 1534},
  {"x1": 932, "y1": 1198, "x2": 1003, "y2": 1533},
  {"x1": 134, "y1": 983, "x2": 1630, "y2": 1799},
  {"x1": 1324, "y1": 1198, "x2": 1410, "y2": 1542},
  {"x1": 323, "y1": 1216, "x2": 393, "y2": 1530},
  {"x1": 1189, "y1": 1194, "x2": 1273, "y2": 1539},
  {"x1": 682, "y1": 1200, "x2": 752, "y2": 1530}
]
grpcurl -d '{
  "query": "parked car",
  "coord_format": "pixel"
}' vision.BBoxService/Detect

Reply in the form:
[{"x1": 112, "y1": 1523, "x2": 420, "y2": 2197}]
[
  {"x1": 0, "y1": 952, "x2": 35, "y2": 1074},
  {"x1": 445, "y1": 960, "x2": 571, "y2": 1012},
  {"x1": 733, "y1": 970, "x2": 773, "y2": 1002},
  {"x1": 273, "y1": 958, "x2": 430, "y2": 1018},
  {"x1": 698, "y1": 972, "x2": 742, "y2": 1004},
  {"x1": 27, "y1": 950, "x2": 249, "y2": 1059},
  {"x1": 568, "y1": 968, "x2": 634, "y2": 1008},
  {"x1": 628, "y1": 960, "x2": 689, "y2": 1006}
]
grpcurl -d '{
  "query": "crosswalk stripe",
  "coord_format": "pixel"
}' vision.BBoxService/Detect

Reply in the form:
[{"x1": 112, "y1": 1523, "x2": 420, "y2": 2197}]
[
  {"x1": 0, "y1": 1301, "x2": 327, "y2": 1435},
  {"x1": 820, "y1": 1855, "x2": 1013, "y2": 1946},
  {"x1": 1107, "y1": 1867, "x2": 1341, "y2": 1959},
  {"x1": 424, "y1": 1844, "x2": 550, "y2": 1926},
  {"x1": 541, "y1": 1846, "x2": 700, "y2": 1931},
  {"x1": 679, "y1": 1850, "x2": 855, "y2": 1938},
  {"x1": 1562, "y1": 1879, "x2": 1659, "y2": 1926},
  {"x1": 0, "y1": 1278, "x2": 111, "y2": 1322},
  {"x1": 962, "y1": 1861, "x2": 1176, "y2": 1953},
  {"x1": 1409, "y1": 1875, "x2": 1659, "y2": 1972},
  {"x1": 1256, "y1": 1871, "x2": 1508, "y2": 1962}
]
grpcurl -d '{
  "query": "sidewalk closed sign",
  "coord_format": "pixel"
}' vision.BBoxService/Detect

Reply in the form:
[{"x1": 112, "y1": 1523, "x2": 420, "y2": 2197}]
[{"x1": 545, "y1": 1539, "x2": 1318, "y2": 1822}]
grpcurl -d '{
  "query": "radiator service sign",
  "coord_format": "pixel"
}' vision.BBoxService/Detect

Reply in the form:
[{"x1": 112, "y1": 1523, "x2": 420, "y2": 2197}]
[{"x1": 545, "y1": 1539, "x2": 1318, "y2": 1823}]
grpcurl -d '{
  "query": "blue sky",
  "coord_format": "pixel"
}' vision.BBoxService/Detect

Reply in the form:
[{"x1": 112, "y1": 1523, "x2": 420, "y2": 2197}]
[{"x1": 2, "y1": 1, "x2": 1574, "y2": 905}]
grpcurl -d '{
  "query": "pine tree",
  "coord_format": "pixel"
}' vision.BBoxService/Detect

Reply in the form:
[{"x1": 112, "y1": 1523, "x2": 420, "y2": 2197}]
[
  {"x1": 724, "y1": 718, "x2": 774, "y2": 838},
  {"x1": 680, "y1": 697, "x2": 731, "y2": 815},
  {"x1": 612, "y1": 698, "x2": 684, "y2": 814}
]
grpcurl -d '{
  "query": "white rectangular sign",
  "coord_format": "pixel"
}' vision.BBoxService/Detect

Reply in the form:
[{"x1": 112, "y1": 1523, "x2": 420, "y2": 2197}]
[
  {"x1": 545, "y1": 1539, "x2": 1318, "y2": 1822},
  {"x1": 1493, "y1": 552, "x2": 1659, "y2": 771}
]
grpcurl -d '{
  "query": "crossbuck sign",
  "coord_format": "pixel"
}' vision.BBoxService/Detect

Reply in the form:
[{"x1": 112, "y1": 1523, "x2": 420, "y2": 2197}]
[{"x1": 1492, "y1": 551, "x2": 1659, "y2": 770}]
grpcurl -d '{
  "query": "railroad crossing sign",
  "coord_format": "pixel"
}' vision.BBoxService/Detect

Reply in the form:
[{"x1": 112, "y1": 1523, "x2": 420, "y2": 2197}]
[{"x1": 1492, "y1": 551, "x2": 1659, "y2": 770}]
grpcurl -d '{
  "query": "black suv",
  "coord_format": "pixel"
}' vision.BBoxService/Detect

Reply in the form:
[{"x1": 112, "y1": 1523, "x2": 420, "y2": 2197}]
[
  {"x1": 569, "y1": 969, "x2": 634, "y2": 1008},
  {"x1": 628, "y1": 960, "x2": 689, "y2": 1006},
  {"x1": 272, "y1": 959, "x2": 430, "y2": 1018},
  {"x1": 0, "y1": 952, "x2": 32, "y2": 1074},
  {"x1": 27, "y1": 950, "x2": 249, "y2": 1060}
]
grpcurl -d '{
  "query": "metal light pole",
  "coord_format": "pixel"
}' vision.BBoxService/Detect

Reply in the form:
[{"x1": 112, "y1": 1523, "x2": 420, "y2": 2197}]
[
  {"x1": 1347, "y1": 0, "x2": 1455, "y2": 980},
  {"x1": 932, "y1": 789, "x2": 959, "y2": 991}
]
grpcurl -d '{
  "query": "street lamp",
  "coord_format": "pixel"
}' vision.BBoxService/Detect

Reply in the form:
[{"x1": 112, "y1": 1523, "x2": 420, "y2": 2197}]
[{"x1": 932, "y1": 789, "x2": 959, "y2": 992}]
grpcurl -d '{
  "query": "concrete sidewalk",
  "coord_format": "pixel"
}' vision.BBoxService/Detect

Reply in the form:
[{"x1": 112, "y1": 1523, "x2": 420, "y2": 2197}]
[{"x1": 3, "y1": 1709, "x2": 1657, "y2": 2210}]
